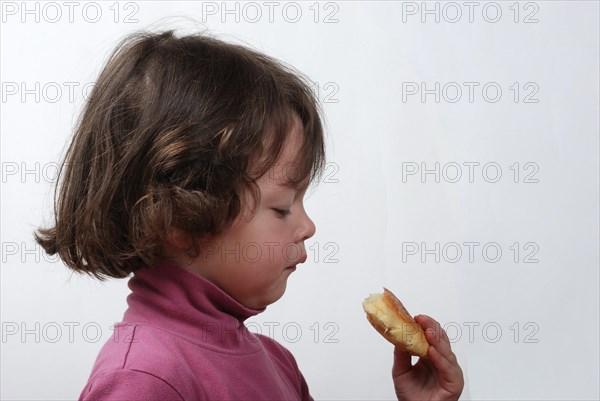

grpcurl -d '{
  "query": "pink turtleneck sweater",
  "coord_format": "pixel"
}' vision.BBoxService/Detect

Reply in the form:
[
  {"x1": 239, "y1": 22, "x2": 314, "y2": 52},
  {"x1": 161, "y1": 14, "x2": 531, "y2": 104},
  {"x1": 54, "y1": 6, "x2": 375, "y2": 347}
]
[{"x1": 79, "y1": 261, "x2": 313, "y2": 401}]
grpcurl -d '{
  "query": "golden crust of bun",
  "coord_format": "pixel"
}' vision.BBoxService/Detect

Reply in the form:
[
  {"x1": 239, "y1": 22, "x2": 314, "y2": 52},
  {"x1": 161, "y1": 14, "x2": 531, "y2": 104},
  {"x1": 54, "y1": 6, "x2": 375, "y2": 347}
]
[{"x1": 362, "y1": 287, "x2": 429, "y2": 357}]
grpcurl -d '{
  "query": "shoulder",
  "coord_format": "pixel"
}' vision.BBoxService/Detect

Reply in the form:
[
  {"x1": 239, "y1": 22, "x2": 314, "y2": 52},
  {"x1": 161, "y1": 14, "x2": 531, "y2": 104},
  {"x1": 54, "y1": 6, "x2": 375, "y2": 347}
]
[
  {"x1": 79, "y1": 368, "x2": 184, "y2": 401},
  {"x1": 90, "y1": 323, "x2": 184, "y2": 373},
  {"x1": 256, "y1": 333, "x2": 295, "y2": 358},
  {"x1": 83, "y1": 323, "x2": 200, "y2": 399},
  {"x1": 254, "y1": 333, "x2": 302, "y2": 372},
  {"x1": 254, "y1": 334, "x2": 314, "y2": 401}
]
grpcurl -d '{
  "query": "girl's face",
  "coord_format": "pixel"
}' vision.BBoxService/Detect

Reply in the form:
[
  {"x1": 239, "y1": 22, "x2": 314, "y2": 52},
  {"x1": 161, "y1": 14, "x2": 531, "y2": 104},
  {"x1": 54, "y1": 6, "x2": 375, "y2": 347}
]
[{"x1": 176, "y1": 114, "x2": 316, "y2": 310}]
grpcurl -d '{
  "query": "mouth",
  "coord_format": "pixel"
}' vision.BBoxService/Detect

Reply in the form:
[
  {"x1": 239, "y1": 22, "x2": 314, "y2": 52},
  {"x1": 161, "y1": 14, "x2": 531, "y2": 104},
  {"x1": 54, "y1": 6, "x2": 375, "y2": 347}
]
[{"x1": 285, "y1": 253, "x2": 307, "y2": 271}]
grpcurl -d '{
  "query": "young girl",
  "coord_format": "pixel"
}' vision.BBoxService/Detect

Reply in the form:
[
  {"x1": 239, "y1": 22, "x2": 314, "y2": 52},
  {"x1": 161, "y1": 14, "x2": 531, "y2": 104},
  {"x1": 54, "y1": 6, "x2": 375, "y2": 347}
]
[{"x1": 35, "y1": 29, "x2": 463, "y2": 400}]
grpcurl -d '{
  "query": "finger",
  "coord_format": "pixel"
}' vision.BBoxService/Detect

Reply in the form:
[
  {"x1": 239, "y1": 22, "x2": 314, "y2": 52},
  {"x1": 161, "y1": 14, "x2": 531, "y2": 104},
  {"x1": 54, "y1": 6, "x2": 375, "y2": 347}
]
[
  {"x1": 391, "y1": 346, "x2": 413, "y2": 378},
  {"x1": 427, "y1": 346, "x2": 457, "y2": 383},
  {"x1": 415, "y1": 315, "x2": 455, "y2": 362},
  {"x1": 427, "y1": 345, "x2": 464, "y2": 390}
]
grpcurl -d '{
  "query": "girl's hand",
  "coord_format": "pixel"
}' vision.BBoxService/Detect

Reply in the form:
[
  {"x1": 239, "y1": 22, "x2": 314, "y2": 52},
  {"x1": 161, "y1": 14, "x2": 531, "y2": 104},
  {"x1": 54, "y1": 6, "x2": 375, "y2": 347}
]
[{"x1": 392, "y1": 315, "x2": 464, "y2": 401}]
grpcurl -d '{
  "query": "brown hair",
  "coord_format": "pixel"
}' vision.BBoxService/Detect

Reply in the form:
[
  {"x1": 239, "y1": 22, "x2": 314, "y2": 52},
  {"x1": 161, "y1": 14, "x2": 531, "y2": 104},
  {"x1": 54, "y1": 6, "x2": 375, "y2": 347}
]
[{"x1": 34, "y1": 29, "x2": 325, "y2": 280}]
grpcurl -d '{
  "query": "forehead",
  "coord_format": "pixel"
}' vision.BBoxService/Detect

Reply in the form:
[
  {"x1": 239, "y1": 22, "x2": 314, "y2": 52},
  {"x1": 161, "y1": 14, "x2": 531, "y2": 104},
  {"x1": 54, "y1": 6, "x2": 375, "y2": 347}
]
[{"x1": 259, "y1": 114, "x2": 308, "y2": 189}]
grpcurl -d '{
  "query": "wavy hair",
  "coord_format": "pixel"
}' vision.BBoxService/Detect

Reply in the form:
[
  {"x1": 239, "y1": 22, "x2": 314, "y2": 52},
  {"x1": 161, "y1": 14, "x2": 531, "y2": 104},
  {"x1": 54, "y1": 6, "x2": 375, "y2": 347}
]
[{"x1": 34, "y1": 30, "x2": 325, "y2": 279}]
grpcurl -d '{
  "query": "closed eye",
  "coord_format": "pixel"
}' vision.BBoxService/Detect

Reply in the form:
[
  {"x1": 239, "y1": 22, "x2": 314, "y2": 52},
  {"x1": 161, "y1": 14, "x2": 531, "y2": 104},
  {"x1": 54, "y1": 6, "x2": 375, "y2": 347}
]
[{"x1": 272, "y1": 208, "x2": 291, "y2": 218}]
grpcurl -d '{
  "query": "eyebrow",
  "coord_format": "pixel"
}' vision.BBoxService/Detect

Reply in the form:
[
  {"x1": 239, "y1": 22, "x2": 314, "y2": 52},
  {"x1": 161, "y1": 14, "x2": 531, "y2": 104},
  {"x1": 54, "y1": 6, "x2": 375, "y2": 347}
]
[{"x1": 277, "y1": 180, "x2": 309, "y2": 191}]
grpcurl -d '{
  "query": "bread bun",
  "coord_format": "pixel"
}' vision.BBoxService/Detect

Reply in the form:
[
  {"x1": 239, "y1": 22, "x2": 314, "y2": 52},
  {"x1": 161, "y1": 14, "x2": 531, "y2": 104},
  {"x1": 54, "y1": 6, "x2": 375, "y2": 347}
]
[{"x1": 362, "y1": 287, "x2": 429, "y2": 357}]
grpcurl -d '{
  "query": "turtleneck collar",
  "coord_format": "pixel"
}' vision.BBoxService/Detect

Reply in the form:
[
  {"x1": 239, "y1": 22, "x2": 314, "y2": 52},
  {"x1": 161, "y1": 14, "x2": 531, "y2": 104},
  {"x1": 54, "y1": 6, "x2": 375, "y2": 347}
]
[{"x1": 123, "y1": 260, "x2": 267, "y2": 353}]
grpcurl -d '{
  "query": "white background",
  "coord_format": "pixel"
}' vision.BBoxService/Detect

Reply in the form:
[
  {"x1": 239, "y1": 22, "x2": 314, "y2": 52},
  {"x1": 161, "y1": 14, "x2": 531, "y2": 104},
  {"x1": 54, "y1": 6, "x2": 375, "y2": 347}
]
[{"x1": 1, "y1": 1, "x2": 599, "y2": 400}]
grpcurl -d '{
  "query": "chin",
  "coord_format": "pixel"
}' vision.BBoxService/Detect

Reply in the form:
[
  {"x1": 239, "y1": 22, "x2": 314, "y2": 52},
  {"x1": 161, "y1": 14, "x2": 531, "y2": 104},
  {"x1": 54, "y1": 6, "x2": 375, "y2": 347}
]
[{"x1": 265, "y1": 286, "x2": 288, "y2": 308}]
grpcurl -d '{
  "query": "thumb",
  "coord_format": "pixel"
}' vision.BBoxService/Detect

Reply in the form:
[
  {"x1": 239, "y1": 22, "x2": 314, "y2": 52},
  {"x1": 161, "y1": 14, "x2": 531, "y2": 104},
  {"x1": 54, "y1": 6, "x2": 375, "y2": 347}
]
[{"x1": 392, "y1": 346, "x2": 413, "y2": 378}]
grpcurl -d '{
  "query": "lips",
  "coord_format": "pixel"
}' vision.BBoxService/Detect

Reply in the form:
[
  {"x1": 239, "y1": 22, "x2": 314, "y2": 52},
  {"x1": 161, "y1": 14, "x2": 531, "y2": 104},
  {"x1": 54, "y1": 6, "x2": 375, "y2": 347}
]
[{"x1": 286, "y1": 253, "x2": 307, "y2": 270}]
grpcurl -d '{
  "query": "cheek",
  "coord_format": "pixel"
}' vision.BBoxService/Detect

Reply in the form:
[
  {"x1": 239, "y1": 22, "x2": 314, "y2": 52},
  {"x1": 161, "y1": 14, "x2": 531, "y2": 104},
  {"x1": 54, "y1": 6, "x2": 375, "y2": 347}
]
[{"x1": 248, "y1": 212, "x2": 283, "y2": 237}]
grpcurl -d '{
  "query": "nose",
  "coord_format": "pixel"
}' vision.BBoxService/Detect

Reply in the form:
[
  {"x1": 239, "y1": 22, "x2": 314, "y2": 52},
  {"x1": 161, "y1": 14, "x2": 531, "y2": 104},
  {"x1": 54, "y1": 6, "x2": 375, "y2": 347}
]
[{"x1": 297, "y1": 207, "x2": 316, "y2": 242}]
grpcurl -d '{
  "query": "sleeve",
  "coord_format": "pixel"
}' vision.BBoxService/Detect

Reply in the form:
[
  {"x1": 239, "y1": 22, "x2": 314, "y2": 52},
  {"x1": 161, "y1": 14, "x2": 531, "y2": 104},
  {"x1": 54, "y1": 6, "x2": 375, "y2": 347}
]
[
  {"x1": 299, "y1": 370, "x2": 314, "y2": 401},
  {"x1": 79, "y1": 369, "x2": 184, "y2": 401},
  {"x1": 274, "y1": 341, "x2": 314, "y2": 401},
  {"x1": 255, "y1": 334, "x2": 315, "y2": 400}
]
